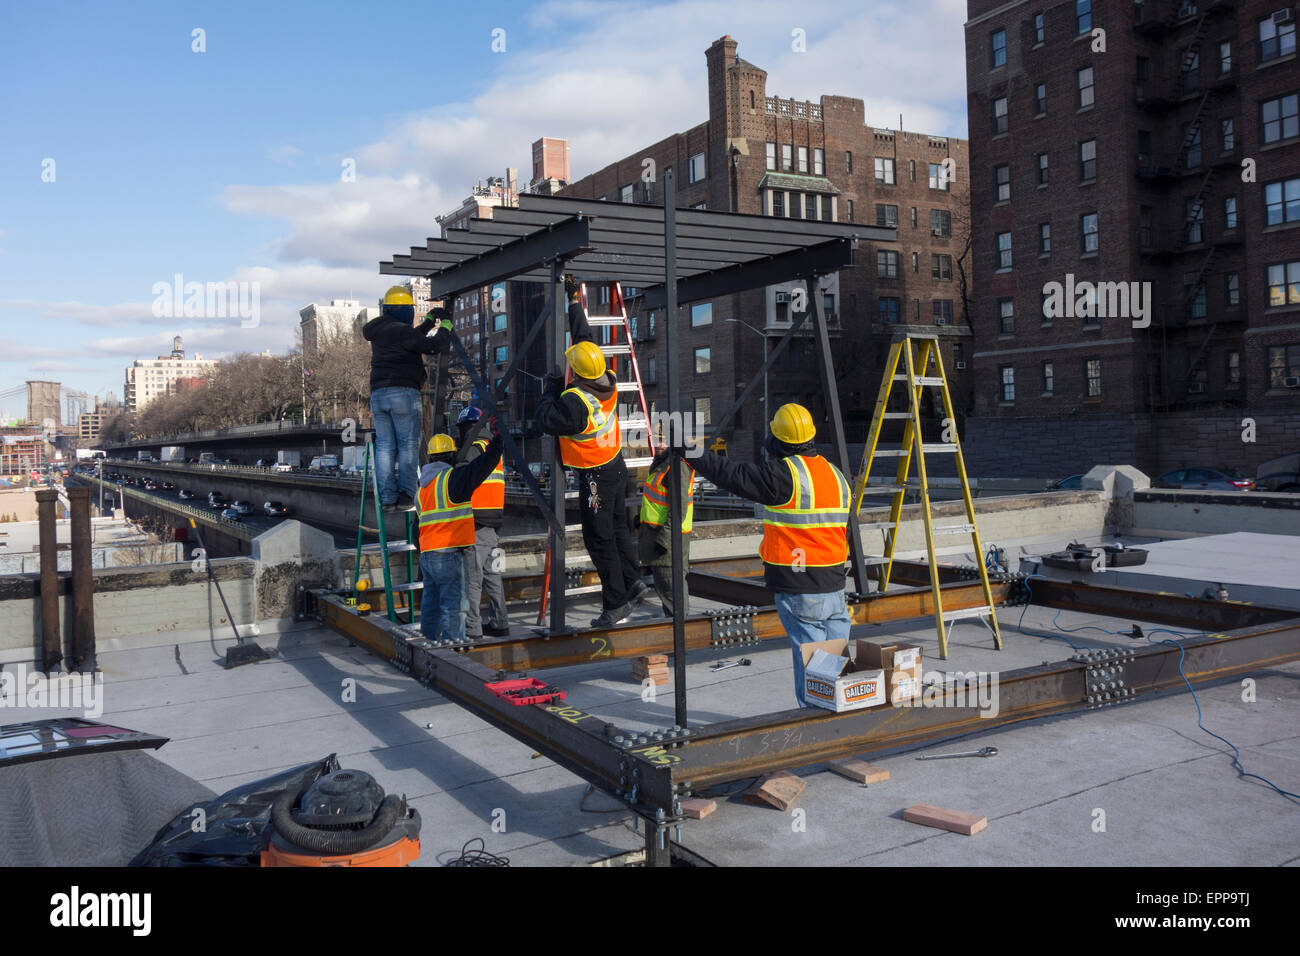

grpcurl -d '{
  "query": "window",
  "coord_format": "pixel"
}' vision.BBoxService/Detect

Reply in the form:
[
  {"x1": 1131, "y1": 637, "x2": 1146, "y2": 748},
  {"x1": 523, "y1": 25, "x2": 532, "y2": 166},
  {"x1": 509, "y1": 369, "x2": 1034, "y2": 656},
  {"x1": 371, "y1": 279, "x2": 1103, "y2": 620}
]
[
  {"x1": 1267, "y1": 261, "x2": 1300, "y2": 307},
  {"x1": 772, "y1": 190, "x2": 785, "y2": 217},
  {"x1": 995, "y1": 164, "x2": 1011, "y2": 201},
  {"x1": 875, "y1": 157, "x2": 896, "y2": 184},
  {"x1": 1039, "y1": 222, "x2": 1052, "y2": 254},
  {"x1": 1076, "y1": 0, "x2": 1091, "y2": 33},
  {"x1": 929, "y1": 162, "x2": 950, "y2": 190},
  {"x1": 1186, "y1": 123, "x2": 1202, "y2": 168},
  {"x1": 932, "y1": 254, "x2": 953, "y2": 279},
  {"x1": 1034, "y1": 82, "x2": 1047, "y2": 115},
  {"x1": 782, "y1": 143, "x2": 793, "y2": 171},
  {"x1": 1182, "y1": 47, "x2": 1200, "y2": 91},
  {"x1": 910, "y1": 206, "x2": 918, "y2": 228},
  {"x1": 798, "y1": 145, "x2": 809, "y2": 173},
  {"x1": 931, "y1": 209, "x2": 952, "y2": 237},
  {"x1": 689, "y1": 152, "x2": 706, "y2": 183},
  {"x1": 766, "y1": 142, "x2": 776, "y2": 170},
  {"x1": 821, "y1": 194, "x2": 833, "y2": 221},
  {"x1": 694, "y1": 397, "x2": 711, "y2": 426},
  {"x1": 1000, "y1": 366, "x2": 1016, "y2": 402},
  {"x1": 691, "y1": 302, "x2": 713, "y2": 327},
  {"x1": 1077, "y1": 67, "x2": 1094, "y2": 109},
  {"x1": 1085, "y1": 358, "x2": 1102, "y2": 397},
  {"x1": 991, "y1": 28, "x2": 1007, "y2": 67},
  {"x1": 694, "y1": 347, "x2": 711, "y2": 374},
  {"x1": 845, "y1": 150, "x2": 853, "y2": 174},
  {"x1": 954, "y1": 343, "x2": 965, "y2": 368},
  {"x1": 1186, "y1": 199, "x2": 1204, "y2": 243},
  {"x1": 1220, "y1": 40, "x2": 1232, "y2": 73},
  {"x1": 1268, "y1": 344, "x2": 1300, "y2": 385},
  {"x1": 877, "y1": 250, "x2": 900, "y2": 278},
  {"x1": 1225, "y1": 195, "x2": 1238, "y2": 230},
  {"x1": 1081, "y1": 212, "x2": 1099, "y2": 253},
  {"x1": 998, "y1": 298, "x2": 1015, "y2": 334},
  {"x1": 846, "y1": 199, "x2": 854, "y2": 222},
  {"x1": 1037, "y1": 152, "x2": 1049, "y2": 185},
  {"x1": 1264, "y1": 177, "x2": 1300, "y2": 225},
  {"x1": 1259, "y1": 13, "x2": 1297, "y2": 63},
  {"x1": 1034, "y1": 12, "x2": 1045, "y2": 44},
  {"x1": 997, "y1": 231, "x2": 1012, "y2": 269},
  {"x1": 494, "y1": 345, "x2": 508, "y2": 364},
  {"x1": 620, "y1": 184, "x2": 634, "y2": 203},
  {"x1": 1262, "y1": 94, "x2": 1299, "y2": 144},
  {"x1": 1221, "y1": 117, "x2": 1235, "y2": 151},
  {"x1": 1189, "y1": 283, "x2": 1207, "y2": 319},
  {"x1": 878, "y1": 297, "x2": 901, "y2": 323},
  {"x1": 876, "y1": 203, "x2": 899, "y2": 227},
  {"x1": 492, "y1": 312, "x2": 507, "y2": 333},
  {"x1": 1226, "y1": 271, "x2": 1240, "y2": 306},
  {"x1": 1042, "y1": 361, "x2": 1055, "y2": 394},
  {"x1": 1138, "y1": 204, "x2": 1153, "y2": 249},
  {"x1": 1227, "y1": 350, "x2": 1241, "y2": 385},
  {"x1": 791, "y1": 192, "x2": 804, "y2": 220},
  {"x1": 813, "y1": 148, "x2": 824, "y2": 175},
  {"x1": 909, "y1": 159, "x2": 917, "y2": 182},
  {"x1": 934, "y1": 300, "x2": 953, "y2": 325},
  {"x1": 993, "y1": 96, "x2": 1009, "y2": 134},
  {"x1": 912, "y1": 251, "x2": 920, "y2": 273},
  {"x1": 1079, "y1": 139, "x2": 1096, "y2": 180}
]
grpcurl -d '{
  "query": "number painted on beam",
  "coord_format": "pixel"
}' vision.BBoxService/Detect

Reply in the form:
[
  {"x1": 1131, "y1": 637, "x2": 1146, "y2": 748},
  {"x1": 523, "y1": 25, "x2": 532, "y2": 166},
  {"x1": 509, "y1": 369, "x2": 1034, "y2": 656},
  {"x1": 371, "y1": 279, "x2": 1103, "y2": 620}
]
[{"x1": 589, "y1": 636, "x2": 611, "y2": 659}]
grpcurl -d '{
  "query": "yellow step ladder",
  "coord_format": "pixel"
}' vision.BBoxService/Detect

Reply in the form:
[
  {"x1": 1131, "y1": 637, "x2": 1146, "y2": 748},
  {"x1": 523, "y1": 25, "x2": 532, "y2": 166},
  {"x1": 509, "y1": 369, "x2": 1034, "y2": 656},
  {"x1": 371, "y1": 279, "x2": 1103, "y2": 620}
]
[{"x1": 851, "y1": 334, "x2": 1001, "y2": 659}]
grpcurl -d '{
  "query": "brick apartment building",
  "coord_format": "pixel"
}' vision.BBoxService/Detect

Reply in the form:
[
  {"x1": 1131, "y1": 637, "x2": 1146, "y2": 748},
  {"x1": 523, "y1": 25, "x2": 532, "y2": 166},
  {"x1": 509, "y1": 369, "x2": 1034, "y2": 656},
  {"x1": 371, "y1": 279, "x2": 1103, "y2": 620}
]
[
  {"x1": 556, "y1": 36, "x2": 972, "y2": 461},
  {"x1": 963, "y1": 0, "x2": 1300, "y2": 478}
]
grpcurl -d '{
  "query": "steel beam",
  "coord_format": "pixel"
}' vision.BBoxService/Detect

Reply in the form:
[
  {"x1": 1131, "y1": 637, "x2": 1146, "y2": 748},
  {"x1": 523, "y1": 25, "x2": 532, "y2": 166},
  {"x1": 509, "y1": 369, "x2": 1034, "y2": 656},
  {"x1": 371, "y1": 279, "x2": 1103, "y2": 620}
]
[{"x1": 641, "y1": 239, "x2": 856, "y2": 309}]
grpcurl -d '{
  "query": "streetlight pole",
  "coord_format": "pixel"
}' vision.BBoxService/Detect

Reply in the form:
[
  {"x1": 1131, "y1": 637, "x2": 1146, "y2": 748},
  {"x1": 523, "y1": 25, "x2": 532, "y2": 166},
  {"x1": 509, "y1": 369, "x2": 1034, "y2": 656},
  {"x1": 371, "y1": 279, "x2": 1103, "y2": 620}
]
[{"x1": 726, "y1": 317, "x2": 769, "y2": 431}]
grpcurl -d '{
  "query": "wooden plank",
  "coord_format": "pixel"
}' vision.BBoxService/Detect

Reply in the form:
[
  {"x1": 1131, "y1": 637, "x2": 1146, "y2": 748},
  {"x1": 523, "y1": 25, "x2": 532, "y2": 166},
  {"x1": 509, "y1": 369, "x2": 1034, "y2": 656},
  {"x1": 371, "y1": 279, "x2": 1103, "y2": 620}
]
[
  {"x1": 828, "y1": 757, "x2": 890, "y2": 785},
  {"x1": 680, "y1": 797, "x2": 716, "y2": 820},
  {"x1": 741, "y1": 771, "x2": 807, "y2": 811},
  {"x1": 902, "y1": 803, "x2": 987, "y2": 836}
]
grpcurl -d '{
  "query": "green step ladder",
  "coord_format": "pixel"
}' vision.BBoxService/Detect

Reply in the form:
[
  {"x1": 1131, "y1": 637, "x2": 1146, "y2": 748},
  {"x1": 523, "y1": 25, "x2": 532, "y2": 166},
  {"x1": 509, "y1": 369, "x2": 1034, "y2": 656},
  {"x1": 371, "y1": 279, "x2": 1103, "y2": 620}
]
[{"x1": 351, "y1": 437, "x2": 420, "y2": 624}]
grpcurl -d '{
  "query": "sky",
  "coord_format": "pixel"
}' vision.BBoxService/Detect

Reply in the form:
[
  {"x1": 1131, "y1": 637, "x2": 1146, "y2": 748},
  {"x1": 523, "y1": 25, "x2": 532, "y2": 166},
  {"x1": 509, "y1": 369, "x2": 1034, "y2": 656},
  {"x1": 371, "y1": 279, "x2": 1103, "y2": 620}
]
[{"x1": 0, "y1": 0, "x2": 971, "y2": 422}]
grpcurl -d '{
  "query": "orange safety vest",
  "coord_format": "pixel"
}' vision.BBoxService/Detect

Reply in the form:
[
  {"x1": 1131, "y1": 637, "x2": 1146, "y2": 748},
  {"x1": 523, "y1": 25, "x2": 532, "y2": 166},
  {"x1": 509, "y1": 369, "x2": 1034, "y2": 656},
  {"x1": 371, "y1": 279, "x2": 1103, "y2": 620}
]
[
  {"x1": 759, "y1": 454, "x2": 850, "y2": 568},
  {"x1": 468, "y1": 438, "x2": 504, "y2": 512},
  {"x1": 417, "y1": 462, "x2": 475, "y2": 552},
  {"x1": 558, "y1": 385, "x2": 620, "y2": 468}
]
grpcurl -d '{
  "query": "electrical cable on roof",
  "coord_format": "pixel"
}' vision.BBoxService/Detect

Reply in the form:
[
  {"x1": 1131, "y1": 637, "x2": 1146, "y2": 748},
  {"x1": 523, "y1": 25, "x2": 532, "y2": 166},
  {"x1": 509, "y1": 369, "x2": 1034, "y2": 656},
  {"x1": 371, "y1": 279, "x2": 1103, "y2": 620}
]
[{"x1": 444, "y1": 837, "x2": 510, "y2": 867}]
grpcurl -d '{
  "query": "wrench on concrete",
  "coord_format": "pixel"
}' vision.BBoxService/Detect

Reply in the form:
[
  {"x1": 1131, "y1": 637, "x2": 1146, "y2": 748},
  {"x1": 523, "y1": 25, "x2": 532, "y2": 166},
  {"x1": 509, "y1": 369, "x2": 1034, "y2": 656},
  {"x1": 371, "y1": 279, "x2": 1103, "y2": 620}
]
[{"x1": 916, "y1": 746, "x2": 998, "y2": 760}]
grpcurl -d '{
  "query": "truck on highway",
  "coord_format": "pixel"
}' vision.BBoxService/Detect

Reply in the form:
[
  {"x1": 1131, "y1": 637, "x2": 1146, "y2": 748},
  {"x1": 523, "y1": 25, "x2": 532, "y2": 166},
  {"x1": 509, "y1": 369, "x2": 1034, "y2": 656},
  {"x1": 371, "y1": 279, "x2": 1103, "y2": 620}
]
[
  {"x1": 308, "y1": 455, "x2": 340, "y2": 472},
  {"x1": 274, "y1": 450, "x2": 301, "y2": 472},
  {"x1": 75, "y1": 448, "x2": 105, "y2": 461},
  {"x1": 161, "y1": 446, "x2": 185, "y2": 462},
  {"x1": 137, "y1": 450, "x2": 152, "y2": 462},
  {"x1": 198, "y1": 452, "x2": 218, "y2": 465}
]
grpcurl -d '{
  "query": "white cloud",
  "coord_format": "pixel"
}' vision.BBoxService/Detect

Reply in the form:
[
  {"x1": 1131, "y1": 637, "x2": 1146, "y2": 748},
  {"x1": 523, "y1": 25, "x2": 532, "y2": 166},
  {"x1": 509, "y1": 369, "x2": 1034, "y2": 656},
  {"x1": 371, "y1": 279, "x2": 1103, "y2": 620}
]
[{"x1": 266, "y1": 144, "x2": 304, "y2": 165}]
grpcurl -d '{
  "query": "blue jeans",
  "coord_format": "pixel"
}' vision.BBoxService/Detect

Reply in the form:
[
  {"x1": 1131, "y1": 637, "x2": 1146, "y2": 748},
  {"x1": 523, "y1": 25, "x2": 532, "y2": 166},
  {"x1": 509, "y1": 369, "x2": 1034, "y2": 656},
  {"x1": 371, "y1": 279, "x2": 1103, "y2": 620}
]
[
  {"x1": 774, "y1": 589, "x2": 852, "y2": 707},
  {"x1": 420, "y1": 548, "x2": 469, "y2": 641},
  {"x1": 370, "y1": 386, "x2": 421, "y2": 504}
]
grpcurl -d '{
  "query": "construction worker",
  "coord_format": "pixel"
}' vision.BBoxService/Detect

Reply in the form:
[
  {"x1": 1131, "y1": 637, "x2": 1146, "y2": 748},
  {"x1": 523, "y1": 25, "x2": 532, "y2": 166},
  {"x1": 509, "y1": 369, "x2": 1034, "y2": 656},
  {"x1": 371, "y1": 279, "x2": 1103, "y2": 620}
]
[
  {"x1": 677, "y1": 403, "x2": 851, "y2": 706},
  {"x1": 364, "y1": 287, "x2": 452, "y2": 512},
  {"x1": 536, "y1": 275, "x2": 647, "y2": 627},
  {"x1": 639, "y1": 449, "x2": 695, "y2": 616},
  {"x1": 455, "y1": 407, "x2": 510, "y2": 637},
  {"x1": 417, "y1": 423, "x2": 504, "y2": 642}
]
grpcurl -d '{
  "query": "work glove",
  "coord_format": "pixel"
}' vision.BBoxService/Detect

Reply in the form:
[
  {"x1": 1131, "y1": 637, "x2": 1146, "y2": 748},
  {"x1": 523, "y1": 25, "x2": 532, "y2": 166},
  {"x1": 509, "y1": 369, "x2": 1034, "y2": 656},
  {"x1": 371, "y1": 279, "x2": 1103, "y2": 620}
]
[
  {"x1": 649, "y1": 449, "x2": 672, "y2": 475},
  {"x1": 564, "y1": 274, "x2": 581, "y2": 303},
  {"x1": 427, "y1": 306, "x2": 451, "y2": 322},
  {"x1": 487, "y1": 415, "x2": 502, "y2": 439}
]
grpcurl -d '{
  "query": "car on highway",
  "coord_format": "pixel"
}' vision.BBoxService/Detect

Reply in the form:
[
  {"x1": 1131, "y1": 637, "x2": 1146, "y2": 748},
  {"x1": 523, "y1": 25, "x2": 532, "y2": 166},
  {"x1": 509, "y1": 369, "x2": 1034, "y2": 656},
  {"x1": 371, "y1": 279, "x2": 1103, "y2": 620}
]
[
  {"x1": 220, "y1": 507, "x2": 241, "y2": 521},
  {"x1": 162, "y1": 481, "x2": 176, "y2": 491},
  {"x1": 208, "y1": 492, "x2": 229, "y2": 508},
  {"x1": 273, "y1": 461, "x2": 294, "y2": 473},
  {"x1": 1049, "y1": 474, "x2": 1085, "y2": 491},
  {"x1": 1256, "y1": 452, "x2": 1300, "y2": 493},
  {"x1": 142, "y1": 480, "x2": 157, "y2": 491},
  {"x1": 178, "y1": 489, "x2": 196, "y2": 500},
  {"x1": 1154, "y1": 467, "x2": 1255, "y2": 491},
  {"x1": 230, "y1": 500, "x2": 253, "y2": 516},
  {"x1": 263, "y1": 501, "x2": 290, "y2": 516}
]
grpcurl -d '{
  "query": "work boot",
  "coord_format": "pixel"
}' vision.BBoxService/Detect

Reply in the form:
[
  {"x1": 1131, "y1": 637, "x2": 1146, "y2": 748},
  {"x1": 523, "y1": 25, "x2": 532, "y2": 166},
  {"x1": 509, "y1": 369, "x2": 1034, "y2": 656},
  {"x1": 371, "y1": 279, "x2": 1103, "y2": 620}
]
[
  {"x1": 385, "y1": 493, "x2": 415, "y2": 512},
  {"x1": 590, "y1": 601, "x2": 634, "y2": 629},
  {"x1": 483, "y1": 623, "x2": 511, "y2": 636},
  {"x1": 629, "y1": 579, "x2": 650, "y2": 605}
]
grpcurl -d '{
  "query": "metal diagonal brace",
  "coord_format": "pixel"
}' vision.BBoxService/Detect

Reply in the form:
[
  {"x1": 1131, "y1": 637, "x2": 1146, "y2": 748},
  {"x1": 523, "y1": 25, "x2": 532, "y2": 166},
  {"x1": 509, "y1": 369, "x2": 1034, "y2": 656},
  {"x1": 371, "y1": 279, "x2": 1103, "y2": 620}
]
[
  {"x1": 457, "y1": 302, "x2": 553, "y2": 455},
  {"x1": 708, "y1": 306, "x2": 813, "y2": 441}
]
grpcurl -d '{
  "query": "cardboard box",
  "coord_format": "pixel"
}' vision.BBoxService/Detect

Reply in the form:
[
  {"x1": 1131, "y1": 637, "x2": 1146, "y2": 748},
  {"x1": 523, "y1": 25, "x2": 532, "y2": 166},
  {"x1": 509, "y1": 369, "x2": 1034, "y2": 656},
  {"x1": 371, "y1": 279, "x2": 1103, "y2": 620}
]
[
  {"x1": 856, "y1": 640, "x2": 923, "y2": 703},
  {"x1": 801, "y1": 639, "x2": 885, "y2": 712}
]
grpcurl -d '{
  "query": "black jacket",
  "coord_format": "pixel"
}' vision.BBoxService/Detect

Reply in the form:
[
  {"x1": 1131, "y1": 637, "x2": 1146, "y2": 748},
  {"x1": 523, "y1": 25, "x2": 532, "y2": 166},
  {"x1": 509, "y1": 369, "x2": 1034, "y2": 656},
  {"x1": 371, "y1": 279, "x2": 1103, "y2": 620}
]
[
  {"x1": 363, "y1": 306, "x2": 449, "y2": 392},
  {"x1": 419, "y1": 434, "x2": 503, "y2": 507},
  {"x1": 535, "y1": 300, "x2": 619, "y2": 449},
  {"x1": 689, "y1": 437, "x2": 848, "y2": 595}
]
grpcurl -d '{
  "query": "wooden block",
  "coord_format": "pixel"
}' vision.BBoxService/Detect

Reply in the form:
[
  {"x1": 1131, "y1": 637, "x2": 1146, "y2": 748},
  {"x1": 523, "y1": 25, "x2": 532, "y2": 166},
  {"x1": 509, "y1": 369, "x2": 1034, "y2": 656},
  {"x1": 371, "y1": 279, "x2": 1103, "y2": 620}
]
[
  {"x1": 741, "y1": 771, "x2": 807, "y2": 811},
  {"x1": 902, "y1": 803, "x2": 987, "y2": 836},
  {"x1": 680, "y1": 797, "x2": 716, "y2": 820},
  {"x1": 643, "y1": 654, "x2": 667, "y2": 665},
  {"x1": 828, "y1": 758, "x2": 891, "y2": 785}
]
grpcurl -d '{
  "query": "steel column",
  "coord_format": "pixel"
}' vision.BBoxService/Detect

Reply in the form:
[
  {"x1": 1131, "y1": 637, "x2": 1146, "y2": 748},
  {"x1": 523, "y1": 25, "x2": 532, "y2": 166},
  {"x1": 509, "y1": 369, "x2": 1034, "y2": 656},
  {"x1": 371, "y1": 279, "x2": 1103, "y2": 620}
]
[
  {"x1": 67, "y1": 486, "x2": 96, "y2": 672},
  {"x1": 663, "y1": 167, "x2": 688, "y2": 728},
  {"x1": 548, "y1": 261, "x2": 568, "y2": 634},
  {"x1": 35, "y1": 488, "x2": 61, "y2": 672}
]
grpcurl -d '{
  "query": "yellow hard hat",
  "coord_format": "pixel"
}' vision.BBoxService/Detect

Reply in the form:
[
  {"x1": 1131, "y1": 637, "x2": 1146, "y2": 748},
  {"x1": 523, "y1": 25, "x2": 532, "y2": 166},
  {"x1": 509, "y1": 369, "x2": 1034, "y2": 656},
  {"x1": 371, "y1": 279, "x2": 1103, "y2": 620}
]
[
  {"x1": 427, "y1": 433, "x2": 457, "y2": 455},
  {"x1": 565, "y1": 341, "x2": 606, "y2": 380},
  {"x1": 383, "y1": 285, "x2": 414, "y2": 306},
  {"x1": 770, "y1": 403, "x2": 816, "y2": 444}
]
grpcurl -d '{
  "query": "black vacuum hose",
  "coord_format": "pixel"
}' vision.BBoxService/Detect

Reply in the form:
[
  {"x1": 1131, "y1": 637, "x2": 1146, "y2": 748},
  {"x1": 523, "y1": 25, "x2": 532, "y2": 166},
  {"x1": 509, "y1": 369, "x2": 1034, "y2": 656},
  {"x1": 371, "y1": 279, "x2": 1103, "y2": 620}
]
[{"x1": 270, "y1": 771, "x2": 406, "y2": 855}]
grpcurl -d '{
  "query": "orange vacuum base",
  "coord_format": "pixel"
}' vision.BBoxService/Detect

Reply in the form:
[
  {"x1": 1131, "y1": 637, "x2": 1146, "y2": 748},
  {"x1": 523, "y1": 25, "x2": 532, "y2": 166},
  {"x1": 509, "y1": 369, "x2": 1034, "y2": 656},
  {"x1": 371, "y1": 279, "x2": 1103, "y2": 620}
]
[{"x1": 261, "y1": 836, "x2": 420, "y2": 867}]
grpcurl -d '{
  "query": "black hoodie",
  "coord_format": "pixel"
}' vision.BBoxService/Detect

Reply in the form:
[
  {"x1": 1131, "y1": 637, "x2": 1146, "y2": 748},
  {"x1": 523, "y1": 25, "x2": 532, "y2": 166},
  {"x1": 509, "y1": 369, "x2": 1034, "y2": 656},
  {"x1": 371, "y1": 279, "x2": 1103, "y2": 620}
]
[
  {"x1": 362, "y1": 305, "x2": 449, "y2": 392},
  {"x1": 689, "y1": 435, "x2": 849, "y2": 595}
]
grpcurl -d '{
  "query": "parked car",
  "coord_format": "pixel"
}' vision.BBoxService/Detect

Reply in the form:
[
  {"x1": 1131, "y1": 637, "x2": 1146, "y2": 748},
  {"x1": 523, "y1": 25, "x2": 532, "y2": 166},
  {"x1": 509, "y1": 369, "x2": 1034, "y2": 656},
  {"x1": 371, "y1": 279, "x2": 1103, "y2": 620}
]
[
  {"x1": 220, "y1": 507, "x2": 241, "y2": 521},
  {"x1": 230, "y1": 500, "x2": 253, "y2": 516},
  {"x1": 1256, "y1": 452, "x2": 1300, "y2": 493},
  {"x1": 178, "y1": 489, "x2": 196, "y2": 500},
  {"x1": 1049, "y1": 474, "x2": 1085, "y2": 491},
  {"x1": 263, "y1": 501, "x2": 290, "y2": 516},
  {"x1": 1155, "y1": 467, "x2": 1255, "y2": 491}
]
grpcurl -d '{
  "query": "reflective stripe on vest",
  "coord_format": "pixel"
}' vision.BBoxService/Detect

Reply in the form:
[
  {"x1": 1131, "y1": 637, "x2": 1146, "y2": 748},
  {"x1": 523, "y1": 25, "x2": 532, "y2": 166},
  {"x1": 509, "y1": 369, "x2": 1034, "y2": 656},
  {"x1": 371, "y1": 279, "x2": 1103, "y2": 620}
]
[
  {"x1": 759, "y1": 455, "x2": 850, "y2": 568},
  {"x1": 417, "y1": 462, "x2": 475, "y2": 552},
  {"x1": 469, "y1": 438, "x2": 505, "y2": 512},
  {"x1": 558, "y1": 385, "x2": 621, "y2": 468},
  {"x1": 640, "y1": 463, "x2": 694, "y2": 533}
]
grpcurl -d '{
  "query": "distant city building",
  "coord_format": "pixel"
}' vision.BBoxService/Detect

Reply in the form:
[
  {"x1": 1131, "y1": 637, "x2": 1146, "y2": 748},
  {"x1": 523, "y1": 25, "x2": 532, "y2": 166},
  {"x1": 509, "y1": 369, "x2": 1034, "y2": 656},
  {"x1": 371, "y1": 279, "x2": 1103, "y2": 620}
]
[
  {"x1": 530, "y1": 137, "x2": 571, "y2": 194},
  {"x1": 298, "y1": 300, "x2": 378, "y2": 352},
  {"x1": 123, "y1": 336, "x2": 217, "y2": 412},
  {"x1": 76, "y1": 396, "x2": 122, "y2": 443}
]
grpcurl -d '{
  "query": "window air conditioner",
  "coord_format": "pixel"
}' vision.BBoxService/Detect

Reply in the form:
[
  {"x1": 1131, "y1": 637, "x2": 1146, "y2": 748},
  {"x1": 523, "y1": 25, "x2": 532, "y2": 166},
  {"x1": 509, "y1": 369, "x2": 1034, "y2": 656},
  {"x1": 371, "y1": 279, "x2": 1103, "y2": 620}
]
[
  {"x1": 1187, "y1": 382, "x2": 1206, "y2": 394},
  {"x1": 775, "y1": 292, "x2": 791, "y2": 303},
  {"x1": 955, "y1": 361, "x2": 967, "y2": 370},
  {"x1": 1284, "y1": 375, "x2": 1300, "y2": 388},
  {"x1": 1274, "y1": 9, "x2": 1295, "y2": 26}
]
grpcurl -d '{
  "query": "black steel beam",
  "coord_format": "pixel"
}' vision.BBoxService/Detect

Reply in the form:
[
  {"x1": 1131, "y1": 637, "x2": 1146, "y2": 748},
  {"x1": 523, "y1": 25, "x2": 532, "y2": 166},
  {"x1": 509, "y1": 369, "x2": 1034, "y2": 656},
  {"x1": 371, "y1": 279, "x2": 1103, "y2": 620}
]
[{"x1": 641, "y1": 238, "x2": 856, "y2": 308}]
